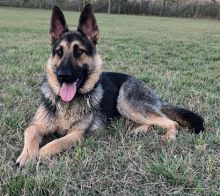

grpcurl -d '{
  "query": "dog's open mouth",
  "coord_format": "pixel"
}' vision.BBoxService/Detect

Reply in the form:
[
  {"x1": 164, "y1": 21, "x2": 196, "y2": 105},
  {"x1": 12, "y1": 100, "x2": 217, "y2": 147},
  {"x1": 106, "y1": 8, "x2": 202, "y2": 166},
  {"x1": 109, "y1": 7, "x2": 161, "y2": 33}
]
[
  {"x1": 60, "y1": 81, "x2": 78, "y2": 102},
  {"x1": 59, "y1": 72, "x2": 86, "y2": 102}
]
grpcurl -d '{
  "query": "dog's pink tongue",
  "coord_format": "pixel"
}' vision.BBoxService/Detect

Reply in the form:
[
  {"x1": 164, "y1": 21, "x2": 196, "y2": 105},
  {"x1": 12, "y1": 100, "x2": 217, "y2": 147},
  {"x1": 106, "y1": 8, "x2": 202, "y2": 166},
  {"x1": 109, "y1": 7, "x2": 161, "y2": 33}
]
[{"x1": 60, "y1": 82, "x2": 77, "y2": 102}]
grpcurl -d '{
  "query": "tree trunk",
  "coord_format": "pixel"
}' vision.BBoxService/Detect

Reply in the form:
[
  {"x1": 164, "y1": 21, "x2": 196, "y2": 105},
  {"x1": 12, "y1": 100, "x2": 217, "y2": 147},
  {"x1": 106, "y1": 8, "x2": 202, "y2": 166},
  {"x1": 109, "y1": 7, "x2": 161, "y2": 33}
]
[
  {"x1": 176, "y1": 0, "x2": 179, "y2": 16},
  {"x1": 118, "y1": 0, "x2": 121, "y2": 14},
  {"x1": 194, "y1": 7, "x2": 199, "y2": 17},
  {"x1": 79, "y1": 0, "x2": 81, "y2": 11},
  {"x1": 160, "y1": 0, "x2": 166, "y2": 16},
  {"x1": 108, "y1": 0, "x2": 111, "y2": 14}
]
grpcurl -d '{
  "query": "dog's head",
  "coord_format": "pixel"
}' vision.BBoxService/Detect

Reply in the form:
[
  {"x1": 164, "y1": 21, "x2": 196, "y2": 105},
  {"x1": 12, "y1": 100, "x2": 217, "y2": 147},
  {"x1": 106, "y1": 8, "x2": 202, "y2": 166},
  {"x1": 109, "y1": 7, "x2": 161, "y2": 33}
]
[{"x1": 46, "y1": 4, "x2": 102, "y2": 102}]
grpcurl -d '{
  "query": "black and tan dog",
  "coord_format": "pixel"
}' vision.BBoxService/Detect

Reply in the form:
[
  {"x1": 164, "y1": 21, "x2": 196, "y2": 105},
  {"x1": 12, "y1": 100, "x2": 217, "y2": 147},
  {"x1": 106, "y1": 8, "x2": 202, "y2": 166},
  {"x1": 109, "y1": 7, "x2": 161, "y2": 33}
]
[{"x1": 16, "y1": 4, "x2": 204, "y2": 167}]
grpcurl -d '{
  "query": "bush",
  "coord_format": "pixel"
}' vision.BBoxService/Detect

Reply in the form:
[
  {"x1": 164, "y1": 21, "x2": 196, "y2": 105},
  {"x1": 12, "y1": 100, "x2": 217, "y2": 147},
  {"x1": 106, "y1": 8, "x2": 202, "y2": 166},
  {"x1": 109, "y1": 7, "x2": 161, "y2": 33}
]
[{"x1": 0, "y1": 0, "x2": 220, "y2": 18}]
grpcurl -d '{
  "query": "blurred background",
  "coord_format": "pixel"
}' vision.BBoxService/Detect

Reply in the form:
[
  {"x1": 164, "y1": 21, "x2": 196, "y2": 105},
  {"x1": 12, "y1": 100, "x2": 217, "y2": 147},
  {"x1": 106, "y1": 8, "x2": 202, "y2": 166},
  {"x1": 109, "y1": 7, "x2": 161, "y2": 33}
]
[{"x1": 0, "y1": 0, "x2": 220, "y2": 18}]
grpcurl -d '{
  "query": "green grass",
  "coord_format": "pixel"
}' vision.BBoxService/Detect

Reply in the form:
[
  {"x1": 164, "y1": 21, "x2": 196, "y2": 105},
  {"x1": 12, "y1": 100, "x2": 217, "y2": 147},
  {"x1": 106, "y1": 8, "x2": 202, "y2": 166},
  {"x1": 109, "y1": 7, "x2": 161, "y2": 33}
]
[{"x1": 0, "y1": 7, "x2": 220, "y2": 195}]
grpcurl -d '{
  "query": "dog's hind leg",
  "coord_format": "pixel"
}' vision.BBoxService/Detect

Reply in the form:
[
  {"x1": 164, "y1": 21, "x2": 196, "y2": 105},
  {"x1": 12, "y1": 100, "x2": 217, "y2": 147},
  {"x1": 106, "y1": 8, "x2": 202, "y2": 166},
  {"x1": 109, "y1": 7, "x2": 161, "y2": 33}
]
[
  {"x1": 117, "y1": 97, "x2": 178, "y2": 140},
  {"x1": 117, "y1": 78, "x2": 178, "y2": 140}
]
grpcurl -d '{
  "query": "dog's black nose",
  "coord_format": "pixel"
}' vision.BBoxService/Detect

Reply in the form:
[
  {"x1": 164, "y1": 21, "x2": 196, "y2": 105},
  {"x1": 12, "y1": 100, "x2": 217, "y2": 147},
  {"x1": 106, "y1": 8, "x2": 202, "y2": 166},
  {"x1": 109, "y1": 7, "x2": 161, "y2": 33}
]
[{"x1": 57, "y1": 69, "x2": 72, "y2": 82}]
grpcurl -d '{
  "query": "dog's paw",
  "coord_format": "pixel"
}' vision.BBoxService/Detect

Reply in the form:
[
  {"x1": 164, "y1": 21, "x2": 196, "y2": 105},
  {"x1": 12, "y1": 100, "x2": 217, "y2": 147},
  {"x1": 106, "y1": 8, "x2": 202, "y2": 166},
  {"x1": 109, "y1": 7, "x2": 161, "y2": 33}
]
[
  {"x1": 16, "y1": 148, "x2": 39, "y2": 168},
  {"x1": 161, "y1": 133, "x2": 176, "y2": 142},
  {"x1": 129, "y1": 131, "x2": 142, "y2": 138},
  {"x1": 129, "y1": 125, "x2": 151, "y2": 137}
]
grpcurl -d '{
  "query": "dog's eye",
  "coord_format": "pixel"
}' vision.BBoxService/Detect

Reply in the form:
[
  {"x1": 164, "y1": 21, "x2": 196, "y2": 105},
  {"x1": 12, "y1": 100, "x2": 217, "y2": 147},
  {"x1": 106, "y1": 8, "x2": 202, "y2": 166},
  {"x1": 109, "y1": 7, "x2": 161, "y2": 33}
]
[
  {"x1": 56, "y1": 48, "x2": 63, "y2": 58},
  {"x1": 74, "y1": 46, "x2": 84, "y2": 58}
]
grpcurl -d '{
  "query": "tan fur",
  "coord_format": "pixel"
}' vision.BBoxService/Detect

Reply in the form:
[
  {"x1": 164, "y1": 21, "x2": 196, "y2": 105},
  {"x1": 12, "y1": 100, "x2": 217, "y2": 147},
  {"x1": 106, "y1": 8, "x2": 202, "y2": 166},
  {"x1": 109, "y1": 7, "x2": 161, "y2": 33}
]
[
  {"x1": 117, "y1": 97, "x2": 149, "y2": 124},
  {"x1": 147, "y1": 115, "x2": 178, "y2": 140},
  {"x1": 18, "y1": 72, "x2": 101, "y2": 167},
  {"x1": 16, "y1": 105, "x2": 57, "y2": 167},
  {"x1": 16, "y1": 5, "x2": 204, "y2": 168},
  {"x1": 59, "y1": 40, "x2": 68, "y2": 51},
  {"x1": 56, "y1": 104, "x2": 93, "y2": 136},
  {"x1": 117, "y1": 90, "x2": 178, "y2": 140},
  {"x1": 39, "y1": 130, "x2": 84, "y2": 157},
  {"x1": 130, "y1": 125, "x2": 151, "y2": 135},
  {"x1": 16, "y1": 125, "x2": 42, "y2": 167},
  {"x1": 29, "y1": 105, "x2": 57, "y2": 136},
  {"x1": 78, "y1": 54, "x2": 102, "y2": 94},
  {"x1": 78, "y1": 53, "x2": 93, "y2": 66},
  {"x1": 71, "y1": 40, "x2": 84, "y2": 49},
  {"x1": 46, "y1": 40, "x2": 102, "y2": 97},
  {"x1": 16, "y1": 6, "x2": 104, "y2": 167},
  {"x1": 16, "y1": 87, "x2": 95, "y2": 167},
  {"x1": 51, "y1": 40, "x2": 68, "y2": 68},
  {"x1": 46, "y1": 57, "x2": 60, "y2": 95}
]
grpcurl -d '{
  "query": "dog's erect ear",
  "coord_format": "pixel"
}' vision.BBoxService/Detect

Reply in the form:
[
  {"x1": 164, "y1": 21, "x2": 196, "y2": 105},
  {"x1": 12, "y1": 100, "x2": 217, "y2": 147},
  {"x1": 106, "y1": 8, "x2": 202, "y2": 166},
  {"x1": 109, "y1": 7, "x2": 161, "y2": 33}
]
[
  {"x1": 50, "y1": 6, "x2": 69, "y2": 43},
  {"x1": 77, "y1": 4, "x2": 99, "y2": 45}
]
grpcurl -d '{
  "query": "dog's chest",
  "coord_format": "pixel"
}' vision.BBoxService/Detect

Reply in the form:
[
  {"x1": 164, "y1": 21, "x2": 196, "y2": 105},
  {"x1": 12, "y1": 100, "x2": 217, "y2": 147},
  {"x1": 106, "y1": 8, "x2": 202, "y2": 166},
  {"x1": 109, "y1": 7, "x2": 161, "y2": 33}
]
[
  {"x1": 56, "y1": 98, "x2": 92, "y2": 131},
  {"x1": 41, "y1": 82, "x2": 103, "y2": 133}
]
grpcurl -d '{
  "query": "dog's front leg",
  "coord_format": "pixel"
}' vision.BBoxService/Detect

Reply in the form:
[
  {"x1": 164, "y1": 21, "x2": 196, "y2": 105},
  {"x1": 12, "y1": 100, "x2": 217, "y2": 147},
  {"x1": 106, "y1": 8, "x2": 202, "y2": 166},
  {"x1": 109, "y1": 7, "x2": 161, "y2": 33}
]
[
  {"x1": 16, "y1": 124, "x2": 43, "y2": 168},
  {"x1": 16, "y1": 105, "x2": 56, "y2": 168},
  {"x1": 39, "y1": 130, "x2": 84, "y2": 158}
]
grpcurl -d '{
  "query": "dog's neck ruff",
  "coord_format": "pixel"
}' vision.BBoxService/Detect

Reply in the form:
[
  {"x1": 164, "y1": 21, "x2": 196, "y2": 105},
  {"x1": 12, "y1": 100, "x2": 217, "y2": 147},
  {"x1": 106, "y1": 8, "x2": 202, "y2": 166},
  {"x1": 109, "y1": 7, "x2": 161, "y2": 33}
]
[{"x1": 41, "y1": 79, "x2": 103, "y2": 110}]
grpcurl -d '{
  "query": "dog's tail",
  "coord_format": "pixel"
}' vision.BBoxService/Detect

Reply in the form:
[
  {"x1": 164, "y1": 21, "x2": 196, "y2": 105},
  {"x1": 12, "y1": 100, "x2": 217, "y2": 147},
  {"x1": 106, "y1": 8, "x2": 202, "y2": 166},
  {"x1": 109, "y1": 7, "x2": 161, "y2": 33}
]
[{"x1": 161, "y1": 104, "x2": 204, "y2": 134}]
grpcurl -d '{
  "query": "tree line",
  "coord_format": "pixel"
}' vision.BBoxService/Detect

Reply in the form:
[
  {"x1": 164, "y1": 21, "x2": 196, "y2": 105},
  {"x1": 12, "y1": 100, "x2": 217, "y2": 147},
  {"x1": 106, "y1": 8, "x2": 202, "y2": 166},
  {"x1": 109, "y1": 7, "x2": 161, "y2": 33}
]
[{"x1": 1, "y1": 0, "x2": 220, "y2": 18}]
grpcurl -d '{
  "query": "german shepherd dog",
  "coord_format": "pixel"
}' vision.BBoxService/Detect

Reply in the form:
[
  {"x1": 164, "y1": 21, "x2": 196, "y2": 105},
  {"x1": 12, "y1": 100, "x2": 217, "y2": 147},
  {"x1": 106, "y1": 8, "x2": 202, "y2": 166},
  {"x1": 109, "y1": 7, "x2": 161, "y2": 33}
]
[{"x1": 16, "y1": 4, "x2": 204, "y2": 167}]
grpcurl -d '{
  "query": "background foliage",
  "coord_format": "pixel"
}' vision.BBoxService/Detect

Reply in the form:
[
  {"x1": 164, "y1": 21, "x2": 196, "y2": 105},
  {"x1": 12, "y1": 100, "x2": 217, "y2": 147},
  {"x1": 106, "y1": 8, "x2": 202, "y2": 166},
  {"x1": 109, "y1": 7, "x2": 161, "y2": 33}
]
[{"x1": 1, "y1": 0, "x2": 220, "y2": 17}]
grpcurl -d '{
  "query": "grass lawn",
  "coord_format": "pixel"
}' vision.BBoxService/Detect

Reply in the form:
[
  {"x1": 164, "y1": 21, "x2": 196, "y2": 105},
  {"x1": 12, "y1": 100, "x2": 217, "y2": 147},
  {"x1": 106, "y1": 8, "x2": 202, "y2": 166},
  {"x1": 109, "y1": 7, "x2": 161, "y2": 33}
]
[{"x1": 0, "y1": 7, "x2": 220, "y2": 195}]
